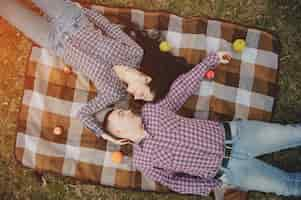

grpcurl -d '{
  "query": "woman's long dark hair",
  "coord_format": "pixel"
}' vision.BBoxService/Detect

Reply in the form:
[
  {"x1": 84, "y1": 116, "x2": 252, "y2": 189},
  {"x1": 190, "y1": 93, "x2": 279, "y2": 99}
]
[
  {"x1": 123, "y1": 24, "x2": 194, "y2": 113},
  {"x1": 103, "y1": 24, "x2": 195, "y2": 134}
]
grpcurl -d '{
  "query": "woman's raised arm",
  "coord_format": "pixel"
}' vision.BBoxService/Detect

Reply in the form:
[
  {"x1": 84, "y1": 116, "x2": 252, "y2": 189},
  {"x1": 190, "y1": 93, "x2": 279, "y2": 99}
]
[{"x1": 157, "y1": 52, "x2": 230, "y2": 112}]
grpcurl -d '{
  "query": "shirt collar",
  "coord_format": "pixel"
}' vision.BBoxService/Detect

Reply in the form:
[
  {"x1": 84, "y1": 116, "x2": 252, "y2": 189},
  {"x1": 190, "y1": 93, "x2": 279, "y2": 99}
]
[
  {"x1": 135, "y1": 129, "x2": 150, "y2": 143},
  {"x1": 134, "y1": 106, "x2": 151, "y2": 147}
]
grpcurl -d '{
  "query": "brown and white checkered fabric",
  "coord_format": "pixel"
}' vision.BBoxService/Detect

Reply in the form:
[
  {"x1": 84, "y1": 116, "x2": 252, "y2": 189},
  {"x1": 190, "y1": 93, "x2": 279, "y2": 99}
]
[{"x1": 15, "y1": 4, "x2": 280, "y2": 199}]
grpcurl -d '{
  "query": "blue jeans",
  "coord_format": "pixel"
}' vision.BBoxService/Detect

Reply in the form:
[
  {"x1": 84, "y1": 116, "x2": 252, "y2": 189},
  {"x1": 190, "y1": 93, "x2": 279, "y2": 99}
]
[
  {"x1": 220, "y1": 120, "x2": 301, "y2": 196},
  {"x1": 32, "y1": 0, "x2": 90, "y2": 57}
]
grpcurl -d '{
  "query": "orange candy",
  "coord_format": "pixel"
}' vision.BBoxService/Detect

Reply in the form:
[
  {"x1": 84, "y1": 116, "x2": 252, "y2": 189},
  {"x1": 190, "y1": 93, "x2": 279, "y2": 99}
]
[
  {"x1": 205, "y1": 70, "x2": 215, "y2": 80},
  {"x1": 53, "y1": 126, "x2": 64, "y2": 135},
  {"x1": 111, "y1": 151, "x2": 123, "y2": 164}
]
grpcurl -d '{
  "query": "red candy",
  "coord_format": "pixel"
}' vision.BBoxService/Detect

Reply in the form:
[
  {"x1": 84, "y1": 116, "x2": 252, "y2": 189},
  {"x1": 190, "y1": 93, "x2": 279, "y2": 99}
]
[{"x1": 205, "y1": 70, "x2": 215, "y2": 80}]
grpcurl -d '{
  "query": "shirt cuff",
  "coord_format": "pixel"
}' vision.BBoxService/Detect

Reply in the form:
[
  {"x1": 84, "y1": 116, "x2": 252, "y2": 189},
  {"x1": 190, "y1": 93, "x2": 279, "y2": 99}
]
[
  {"x1": 201, "y1": 52, "x2": 220, "y2": 68},
  {"x1": 95, "y1": 128, "x2": 105, "y2": 138}
]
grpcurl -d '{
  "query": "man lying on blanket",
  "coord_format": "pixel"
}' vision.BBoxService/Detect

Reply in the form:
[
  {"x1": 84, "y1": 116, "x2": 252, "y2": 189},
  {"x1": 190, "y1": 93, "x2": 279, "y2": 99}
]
[{"x1": 97, "y1": 52, "x2": 301, "y2": 197}]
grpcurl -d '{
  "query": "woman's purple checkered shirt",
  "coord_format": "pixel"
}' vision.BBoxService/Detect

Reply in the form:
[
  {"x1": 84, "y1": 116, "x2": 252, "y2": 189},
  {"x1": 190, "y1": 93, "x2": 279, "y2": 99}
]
[
  {"x1": 62, "y1": 8, "x2": 144, "y2": 137},
  {"x1": 133, "y1": 53, "x2": 226, "y2": 196}
]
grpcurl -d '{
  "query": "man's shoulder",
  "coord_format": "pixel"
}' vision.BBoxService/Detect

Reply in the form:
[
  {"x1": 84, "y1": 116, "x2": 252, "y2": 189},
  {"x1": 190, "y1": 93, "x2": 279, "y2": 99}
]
[
  {"x1": 142, "y1": 103, "x2": 167, "y2": 117},
  {"x1": 132, "y1": 142, "x2": 154, "y2": 169}
]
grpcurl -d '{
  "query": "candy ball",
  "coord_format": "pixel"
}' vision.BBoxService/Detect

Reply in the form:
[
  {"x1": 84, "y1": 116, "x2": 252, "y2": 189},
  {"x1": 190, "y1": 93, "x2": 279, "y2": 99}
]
[
  {"x1": 53, "y1": 126, "x2": 64, "y2": 136},
  {"x1": 159, "y1": 41, "x2": 172, "y2": 52},
  {"x1": 111, "y1": 151, "x2": 123, "y2": 164},
  {"x1": 63, "y1": 66, "x2": 72, "y2": 74},
  {"x1": 232, "y1": 39, "x2": 246, "y2": 53},
  {"x1": 205, "y1": 70, "x2": 215, "y2": 80}
]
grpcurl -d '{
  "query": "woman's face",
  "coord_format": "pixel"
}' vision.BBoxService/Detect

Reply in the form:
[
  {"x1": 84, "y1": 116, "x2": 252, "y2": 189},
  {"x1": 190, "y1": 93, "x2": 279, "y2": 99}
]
[
  {"x1": 113, "y1": 65, "x2": 155, "y2": 101},
  {"x1": 107, "y1": 109, "x2": 142, "y2": 139}
]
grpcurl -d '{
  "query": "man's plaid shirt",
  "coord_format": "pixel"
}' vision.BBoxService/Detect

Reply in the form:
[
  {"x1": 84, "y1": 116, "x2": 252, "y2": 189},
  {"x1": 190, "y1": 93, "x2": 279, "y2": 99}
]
[
  {"x1": 61, "y1": 8, "x2": 143, "y2": 137},
  {"x1": 133, "y1": 53, "x2": 225, "y2": 196}
]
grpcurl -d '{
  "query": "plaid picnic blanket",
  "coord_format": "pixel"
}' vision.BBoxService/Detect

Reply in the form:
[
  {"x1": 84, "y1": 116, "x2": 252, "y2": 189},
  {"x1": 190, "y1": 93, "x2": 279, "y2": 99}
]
[{"x1": 14, "y1": 3, "x2": 280, "y2": 200}]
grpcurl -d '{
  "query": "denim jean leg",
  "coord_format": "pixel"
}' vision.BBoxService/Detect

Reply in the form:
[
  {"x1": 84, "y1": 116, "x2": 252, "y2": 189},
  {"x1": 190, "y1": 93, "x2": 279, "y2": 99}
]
[
  {"x1": 32, "y1": 0, "x2": 89, "y2": 57},
  {"x1": 230, "y1": 120, "x2": 301, "y2": 158},
  {"x1": 31, "y1": 0, "x2": 80, "y2": 21},
  {"x1": 220, "y1": 120, "x2": 301, "y2": 196},
  {"x1": 223, "y1": 157, "x2": 301, "y2": 196}
]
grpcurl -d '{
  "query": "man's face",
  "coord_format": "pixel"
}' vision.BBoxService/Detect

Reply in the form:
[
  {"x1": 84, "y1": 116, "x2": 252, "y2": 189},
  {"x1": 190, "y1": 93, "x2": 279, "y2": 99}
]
[{"x1": 106, "y1": 109, "x2": 142, "y2": 139}]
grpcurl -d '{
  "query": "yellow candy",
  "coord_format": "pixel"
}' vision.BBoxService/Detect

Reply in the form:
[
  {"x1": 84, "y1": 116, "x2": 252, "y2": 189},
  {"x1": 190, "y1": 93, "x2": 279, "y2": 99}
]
[
  {"x1": 159, "y1": 41, "x2": 172, "y2": 52},
  {"x1": 232, "y1": 39, "x2": 246, "y2": 53}
]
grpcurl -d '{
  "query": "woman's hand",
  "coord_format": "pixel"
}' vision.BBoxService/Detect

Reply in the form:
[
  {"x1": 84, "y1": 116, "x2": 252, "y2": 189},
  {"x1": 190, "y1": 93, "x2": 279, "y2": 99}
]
[
  {"x1": 217, "y1": 51, "x2": 232, "y2": 64},
  {"x1": 74, "y1": 2, "x2": 82, "y2": 8},
  {"x1": 102, "y1": 133, "x2": 132, "y2": 145}
]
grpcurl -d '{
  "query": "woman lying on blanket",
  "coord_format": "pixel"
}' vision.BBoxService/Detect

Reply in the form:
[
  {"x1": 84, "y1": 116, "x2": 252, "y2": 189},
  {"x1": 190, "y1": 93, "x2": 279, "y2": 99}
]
[
  {"x1": 101, "y1": 52, "x2": 301, "y2": 196},
  {"x1": 0, "y1": 0, "x2": 175, "y2": 144}
]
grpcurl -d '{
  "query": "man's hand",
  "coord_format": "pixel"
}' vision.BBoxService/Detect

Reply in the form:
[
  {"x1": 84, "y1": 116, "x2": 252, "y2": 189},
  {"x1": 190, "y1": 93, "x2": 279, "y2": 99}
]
[
  {"x1": 102, "y1": 133, "x2": 132, "y2": 145},
  {"x1": 217, "y1": 52, "x2": 232, "y2": 64},
  {"x1": 111, "y1": 138, "x2": 132, "y2": 145}
]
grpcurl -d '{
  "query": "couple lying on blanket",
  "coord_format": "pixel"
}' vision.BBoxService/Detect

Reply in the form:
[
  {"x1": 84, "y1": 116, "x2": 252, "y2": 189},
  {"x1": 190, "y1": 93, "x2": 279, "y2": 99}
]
[{"x1": 1, "y1": 0, "x2": 301, "y2": 197}]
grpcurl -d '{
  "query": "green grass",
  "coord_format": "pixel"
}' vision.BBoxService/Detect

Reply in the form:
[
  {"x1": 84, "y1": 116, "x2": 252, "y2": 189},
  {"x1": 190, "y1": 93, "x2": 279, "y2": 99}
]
[{"x1": 0, "y1": 0, "x2": 301, "y2": 199}]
